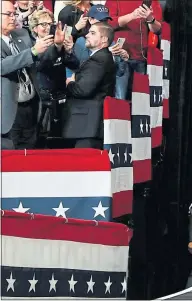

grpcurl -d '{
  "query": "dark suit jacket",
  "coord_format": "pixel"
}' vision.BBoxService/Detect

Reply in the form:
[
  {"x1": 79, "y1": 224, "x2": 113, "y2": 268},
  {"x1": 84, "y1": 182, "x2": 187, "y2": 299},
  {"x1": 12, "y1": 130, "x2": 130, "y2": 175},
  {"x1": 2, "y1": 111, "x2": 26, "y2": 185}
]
[
  {"x1": 1, "y1": 28, "x2": 66, "y2": 134},
  {"x1": 62, "y1": 47, "x2": 115, "y2": 139}
]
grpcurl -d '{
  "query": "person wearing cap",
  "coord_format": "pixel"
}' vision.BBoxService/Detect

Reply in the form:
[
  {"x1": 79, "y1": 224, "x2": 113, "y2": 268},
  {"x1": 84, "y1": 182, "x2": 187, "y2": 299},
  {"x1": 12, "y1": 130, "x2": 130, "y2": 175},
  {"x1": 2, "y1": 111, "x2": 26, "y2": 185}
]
[{"x1": 66, "y1": 4, "x2": 129, "y2": 99}]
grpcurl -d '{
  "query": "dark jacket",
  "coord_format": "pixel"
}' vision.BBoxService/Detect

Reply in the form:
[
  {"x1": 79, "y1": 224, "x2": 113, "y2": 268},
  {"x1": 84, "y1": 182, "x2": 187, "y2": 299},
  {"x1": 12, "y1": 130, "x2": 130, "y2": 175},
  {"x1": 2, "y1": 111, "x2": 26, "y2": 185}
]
[
  {"x1": 62, "y1": 47, "x2": 115, "y2": 139},
  {"x1": 58, "y1": 4, "x2": 92, "y2": 41},
  {"x1": 36, "y1": 49, "x2": 80, "y2": 100}
]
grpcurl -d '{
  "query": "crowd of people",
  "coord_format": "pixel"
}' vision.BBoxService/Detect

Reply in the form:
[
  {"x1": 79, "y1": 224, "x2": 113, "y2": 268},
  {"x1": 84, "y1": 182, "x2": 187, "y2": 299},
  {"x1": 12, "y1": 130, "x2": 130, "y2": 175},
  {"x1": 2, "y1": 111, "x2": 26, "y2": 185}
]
[{"x1": 1, "y1": 0, "x2": 164, "y2": 150}]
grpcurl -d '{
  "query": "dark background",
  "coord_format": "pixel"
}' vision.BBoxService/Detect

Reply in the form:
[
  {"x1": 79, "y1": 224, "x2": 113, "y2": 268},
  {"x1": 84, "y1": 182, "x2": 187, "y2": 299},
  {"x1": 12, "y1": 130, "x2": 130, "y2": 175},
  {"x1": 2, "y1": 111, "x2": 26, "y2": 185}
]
[{"x1": 127, "y1": 0, "x2": 192, "y2": 299}]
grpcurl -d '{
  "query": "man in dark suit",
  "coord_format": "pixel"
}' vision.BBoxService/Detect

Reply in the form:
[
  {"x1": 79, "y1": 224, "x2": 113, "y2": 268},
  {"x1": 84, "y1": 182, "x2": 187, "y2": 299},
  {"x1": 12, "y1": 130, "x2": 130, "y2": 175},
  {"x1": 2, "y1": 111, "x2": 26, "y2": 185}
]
[
  {"x1": 63, "y1": 22, "x2": 115, "y2": 149},
  {"x1": 0, "y1": 0, "x2": 66, "y2": 150}
]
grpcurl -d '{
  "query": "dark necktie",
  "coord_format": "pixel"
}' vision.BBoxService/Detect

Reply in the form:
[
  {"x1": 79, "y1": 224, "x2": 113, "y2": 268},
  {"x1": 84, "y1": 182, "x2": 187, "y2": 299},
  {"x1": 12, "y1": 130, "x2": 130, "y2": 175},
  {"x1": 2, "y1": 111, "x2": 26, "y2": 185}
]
[{"x1": 9, "y1": 38, "x2": 20, "y2": 55}]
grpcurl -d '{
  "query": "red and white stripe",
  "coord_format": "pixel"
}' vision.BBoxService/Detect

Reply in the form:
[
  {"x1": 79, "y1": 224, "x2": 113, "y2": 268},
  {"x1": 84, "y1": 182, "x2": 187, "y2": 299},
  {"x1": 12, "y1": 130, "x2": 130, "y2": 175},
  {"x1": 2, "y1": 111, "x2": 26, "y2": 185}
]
[
  {"x1": 147, "y1": 47, "x2": 164, "y2": 148},
  {"x1": 161, "y1": 22, "x2": 171, "y2": 119},
  {"x1": 2, "y1": 149, "x2": 112, "y2": 198},
  {"x1": 104, "y1": 96, "x2": 133, "y2": 217},
  {"x1": 1, "y1": 210, "x2": 132, "y2": 272},
  {"x1": 132, "y1": 72, "x2": 152, "y2": 183}
]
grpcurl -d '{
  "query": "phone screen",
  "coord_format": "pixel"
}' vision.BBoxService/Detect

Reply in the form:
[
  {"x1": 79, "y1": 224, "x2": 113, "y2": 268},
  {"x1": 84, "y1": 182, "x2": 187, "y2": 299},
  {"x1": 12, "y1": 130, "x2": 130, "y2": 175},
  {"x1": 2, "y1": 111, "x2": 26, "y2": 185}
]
[
  {"x1": 65, "y1": 26, "x2": 73, "y2": 39},
  {"x1": 49, "y1": 24, "x2": 57, "y2": 36},
  {"x1": 117, "y1": 38, "x2": 126, "y2": 48}
]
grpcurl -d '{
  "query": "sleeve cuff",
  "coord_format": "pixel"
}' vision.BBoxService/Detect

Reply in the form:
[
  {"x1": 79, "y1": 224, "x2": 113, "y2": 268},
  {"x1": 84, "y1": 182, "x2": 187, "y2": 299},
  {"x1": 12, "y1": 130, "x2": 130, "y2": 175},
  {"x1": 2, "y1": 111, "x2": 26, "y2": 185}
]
[
  {"x1": 31, "y1": 47, "x2": 38, "y2": 61},
  {"x1": 54, "y1": 44, "x2": 63, "y2": 51}
]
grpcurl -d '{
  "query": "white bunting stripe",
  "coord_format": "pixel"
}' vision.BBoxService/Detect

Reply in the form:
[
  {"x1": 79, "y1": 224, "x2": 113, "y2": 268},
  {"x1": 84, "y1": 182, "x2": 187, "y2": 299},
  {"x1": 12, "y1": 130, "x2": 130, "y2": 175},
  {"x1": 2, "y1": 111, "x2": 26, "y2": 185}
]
[
  {"x1": 132, "y1": 137, "x2": 151, "y2": 161},
  {"x1": 147, "y1": 65, "x2": 164, "y2": 86},
  {"x1": 151, "y1": 106, "x2": 163, "y2": 128},
  {"x1": 161, "y1": 39, "x2": 171, "y2": 60},
  {"x1": 111, "y1": 167, "x2": 133, "y2": 194},
  {"x1": 2, "y1": 171, "x2": 112, "y2": 198},
  {"x1": 163, "y1": 79, "x2": 170, "y2": 99},
  {"x1": 2, "y1": 235, "x2": 128, "y2": 272},
  {"x1": 131, "y1": 92, "x2": 150, "y2": 116},
  {"x1": 104, "y1": 119, "x2": 131, "y2": 145}
]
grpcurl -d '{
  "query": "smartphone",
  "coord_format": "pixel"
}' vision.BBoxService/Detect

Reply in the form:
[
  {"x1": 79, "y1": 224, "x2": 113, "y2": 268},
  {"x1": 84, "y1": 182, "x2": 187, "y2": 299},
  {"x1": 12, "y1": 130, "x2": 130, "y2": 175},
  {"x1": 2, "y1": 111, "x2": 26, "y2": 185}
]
[
  {"x1": 49, "y1": 24, "x2": 57, "y2": 36},
  {"x1": 117, "y1": 37, "x2": 126, "y2": 48},
  {"x1": 142, "y1": 0, "x2": 152, "y2": 8},
  {"x1": 65, "y1": 25, "x2": 73, "y2": 39}
]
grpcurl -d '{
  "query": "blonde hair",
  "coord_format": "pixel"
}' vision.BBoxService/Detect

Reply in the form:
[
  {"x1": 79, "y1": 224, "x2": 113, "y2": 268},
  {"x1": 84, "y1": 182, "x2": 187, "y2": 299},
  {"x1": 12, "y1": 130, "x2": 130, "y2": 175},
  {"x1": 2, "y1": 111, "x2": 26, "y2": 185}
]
[
  {"x1": 61, "y1": 1, "x2": 84, "y2": 6},
  {"x1": 72, "y1": 1, "x2": 92, "y2": 7},
  {"x1": 72, "y1": 1, "x2": 84, "y2": 6},
  {"x1": 29, "y1": 9, "x2": 54, "y2": 33}
]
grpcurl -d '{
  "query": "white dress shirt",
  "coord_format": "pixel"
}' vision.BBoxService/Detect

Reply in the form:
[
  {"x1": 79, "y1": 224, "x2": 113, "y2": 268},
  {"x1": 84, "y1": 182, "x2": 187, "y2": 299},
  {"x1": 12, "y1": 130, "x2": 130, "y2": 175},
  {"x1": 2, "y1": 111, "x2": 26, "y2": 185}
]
[
  {"x1": 1, "y1": 34, "x2": 11, "y2": 47},
  {"x1": 90, "y1": 48, "x2": 102, "y2": 56}
]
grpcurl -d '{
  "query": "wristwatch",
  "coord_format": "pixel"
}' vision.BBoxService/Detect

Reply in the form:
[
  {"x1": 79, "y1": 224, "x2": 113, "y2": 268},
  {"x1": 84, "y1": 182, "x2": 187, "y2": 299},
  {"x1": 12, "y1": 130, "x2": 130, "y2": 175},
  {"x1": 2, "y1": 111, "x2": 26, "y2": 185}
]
[{"x1": 146, "y1": 17, "x2": 156, "y2": 24}]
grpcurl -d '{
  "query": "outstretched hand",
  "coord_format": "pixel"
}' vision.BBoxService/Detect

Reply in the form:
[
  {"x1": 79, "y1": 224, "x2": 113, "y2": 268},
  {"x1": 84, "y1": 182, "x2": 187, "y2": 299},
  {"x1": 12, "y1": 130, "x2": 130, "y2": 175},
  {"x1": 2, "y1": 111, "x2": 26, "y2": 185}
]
[
  {"x1": 34, "y1": 35, "x2": 54, "y2": 54},
  {"x1": 54, "y1": 22, "x2": 67, "y2": 47}
]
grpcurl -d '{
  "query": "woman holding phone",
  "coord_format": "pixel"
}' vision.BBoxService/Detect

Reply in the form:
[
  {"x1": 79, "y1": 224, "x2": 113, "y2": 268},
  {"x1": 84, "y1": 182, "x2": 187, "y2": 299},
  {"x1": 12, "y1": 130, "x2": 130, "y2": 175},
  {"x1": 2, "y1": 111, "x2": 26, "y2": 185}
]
[
  {"x1": 28, "y1": 8, "x2": 79, "y2": 99},
  {"x1": 58, "y1": 0, "x2": 93, "y2": 41},
  {"x1": 28, "y1": 9, "x2": 80, "y2": 143}
]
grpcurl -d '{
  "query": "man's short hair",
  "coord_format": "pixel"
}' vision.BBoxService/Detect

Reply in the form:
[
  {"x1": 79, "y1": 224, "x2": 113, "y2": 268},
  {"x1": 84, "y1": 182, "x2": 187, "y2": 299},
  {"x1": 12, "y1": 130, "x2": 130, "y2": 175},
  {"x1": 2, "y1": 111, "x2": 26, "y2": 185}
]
[{"x1": 94, "y1": 22, "x2": 114, "y2": 47}]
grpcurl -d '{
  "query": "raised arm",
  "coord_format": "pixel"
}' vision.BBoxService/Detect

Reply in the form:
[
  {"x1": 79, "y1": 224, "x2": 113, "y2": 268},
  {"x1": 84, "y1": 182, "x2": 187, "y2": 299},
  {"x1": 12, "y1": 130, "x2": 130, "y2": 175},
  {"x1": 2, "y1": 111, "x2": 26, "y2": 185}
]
[
  {"x1": 1, "y1": 48, "x2": 35, "y2": 76},
  {"x1": 1, "y1": 34, "x2": 55, "y2": 76}
]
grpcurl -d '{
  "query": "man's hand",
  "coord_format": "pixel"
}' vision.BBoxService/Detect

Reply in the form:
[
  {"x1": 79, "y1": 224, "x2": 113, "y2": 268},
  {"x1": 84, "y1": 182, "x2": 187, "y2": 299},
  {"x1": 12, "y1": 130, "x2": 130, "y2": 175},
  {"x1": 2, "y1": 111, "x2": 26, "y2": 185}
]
[
  {"x1": 75, "y1": 14, "x2": 88, "y2": 31},
  {"x1": 33, "y1": 35, "x2": 54, "y2": 54},
  {"x1": 63, "y1": 35, "x2": 74, "y2": 54},
  {"x1": 28, "y1": 0, "x2": 37, "y2": 13},
  {"x1": 37, "y1": 1, "x2": 44, "y2": 10},
  {"x1": 120, "y1": 49, "x2": 129, "y2": 61},
  {"x1": 109, "y1": 43, "x2": 123, "y2": 56},
  {"x1": 66, "y1": 74, "x2": 75, "y2": 86},
  {"x1": 137, "y1": 5, "x2": 154, "y2": 21},
  {"x1": 54, "y1": 22, "x2": 66, "y2": 47},
  {"x1": 131, "y1": 8, "x2": 142, "y2": 20}
]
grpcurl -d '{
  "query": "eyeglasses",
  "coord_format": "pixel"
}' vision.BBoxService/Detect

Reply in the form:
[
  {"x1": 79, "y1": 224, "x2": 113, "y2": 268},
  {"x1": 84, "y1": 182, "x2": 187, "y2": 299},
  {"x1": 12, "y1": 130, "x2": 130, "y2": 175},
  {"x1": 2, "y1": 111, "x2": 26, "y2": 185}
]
[
  {"x1": 37, "y1": 22, "x2": 53, "y2": 28},
  {"x1": 1, "y1": 12, "x2": 19, "y2": 18}
]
